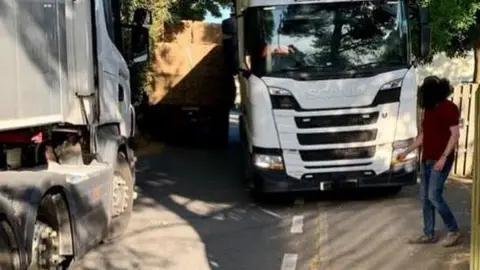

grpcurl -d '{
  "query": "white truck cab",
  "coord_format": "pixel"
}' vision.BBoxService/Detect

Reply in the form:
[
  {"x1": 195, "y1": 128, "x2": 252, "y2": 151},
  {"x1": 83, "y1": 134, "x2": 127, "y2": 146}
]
[{"x1": 224, "y1": 0, "x2": 431, "y2": 196}]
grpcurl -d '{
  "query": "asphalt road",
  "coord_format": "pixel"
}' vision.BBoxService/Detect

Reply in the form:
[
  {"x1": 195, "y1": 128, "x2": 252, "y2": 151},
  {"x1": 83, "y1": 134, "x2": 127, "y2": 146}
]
[{"x1": 72, "y1": 117, "x2": 471, "y2": 270}]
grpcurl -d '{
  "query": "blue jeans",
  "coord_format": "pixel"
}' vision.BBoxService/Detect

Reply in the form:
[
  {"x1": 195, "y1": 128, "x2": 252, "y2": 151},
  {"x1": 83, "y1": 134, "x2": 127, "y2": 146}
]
[{"x1": 420, "y1": 160, "x2": 459, "y2": 236}]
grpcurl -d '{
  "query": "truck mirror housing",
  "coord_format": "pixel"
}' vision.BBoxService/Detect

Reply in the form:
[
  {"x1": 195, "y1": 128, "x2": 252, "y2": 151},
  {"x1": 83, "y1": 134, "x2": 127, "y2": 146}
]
[
  {"x1": 222, "y1": 17, "x2": 239, "y2": 75},
  {"x1": 130, "y1": 26, "x2": 149, "y2": 64},
  {"x1": 127, "y1": 7, "x2": 152, "y2": 65},
  {"x1": 222, "y1": 15, "x2": 236, "y2": 36},
  {"x1": 133, "y1": 8, "x2": 153, "y2": 26},
  {"x1": 419, "y1": 7, "x2": 431, "y2": 58}
]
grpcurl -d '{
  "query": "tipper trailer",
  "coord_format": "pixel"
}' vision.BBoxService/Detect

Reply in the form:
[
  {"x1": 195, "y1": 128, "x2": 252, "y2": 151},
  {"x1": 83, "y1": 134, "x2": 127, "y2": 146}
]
[
  {"x1": 145, "y1": 21, "x2": 237, "y2": 148},
  {"x1": 0, "y1": 0, "x2": 150, "y2": 268},
  {"x1": 222, "y1": 0, "x2": 432, "y2": 197}
]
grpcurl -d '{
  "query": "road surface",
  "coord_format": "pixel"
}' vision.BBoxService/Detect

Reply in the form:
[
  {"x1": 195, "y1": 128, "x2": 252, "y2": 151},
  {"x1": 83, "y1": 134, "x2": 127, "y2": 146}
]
[{"x1": 72, "y1": 117, "x2": 471, "y2": 270}]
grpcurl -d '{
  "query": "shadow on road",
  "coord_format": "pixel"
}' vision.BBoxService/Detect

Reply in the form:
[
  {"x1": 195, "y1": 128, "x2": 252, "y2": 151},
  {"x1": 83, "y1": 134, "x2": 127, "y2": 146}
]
[
  {"x1": 75, "y1": 114, "x2": 289, "y2": 269},
  {"x1": 74, "y1": 113, "x2": 472, "y2": 270}
]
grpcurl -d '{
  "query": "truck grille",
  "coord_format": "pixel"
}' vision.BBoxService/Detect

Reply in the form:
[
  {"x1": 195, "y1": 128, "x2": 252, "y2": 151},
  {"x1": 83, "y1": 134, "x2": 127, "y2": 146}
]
[
  {"x1": 295, "y1": 112, "x2": 379, "y2": 129},
  {"x1": 297, "y1": 130, "x2": 377, "y2": 145},
  {"x1": 299, "y1": 146, "x2": 376, "y2": 161}
]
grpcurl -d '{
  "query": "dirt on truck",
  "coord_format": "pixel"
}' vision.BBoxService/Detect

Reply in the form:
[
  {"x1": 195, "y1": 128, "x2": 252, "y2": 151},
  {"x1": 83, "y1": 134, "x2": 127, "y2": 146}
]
[{"x1": 145, "y1": 20, "x2": 236, "y2": 148}]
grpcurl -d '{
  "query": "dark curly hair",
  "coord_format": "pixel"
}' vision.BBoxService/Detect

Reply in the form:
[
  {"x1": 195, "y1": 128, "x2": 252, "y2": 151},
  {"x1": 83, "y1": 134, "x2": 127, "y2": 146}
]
[{"x1": 418, "y1": 76, "x2": 453, "y2": 110}]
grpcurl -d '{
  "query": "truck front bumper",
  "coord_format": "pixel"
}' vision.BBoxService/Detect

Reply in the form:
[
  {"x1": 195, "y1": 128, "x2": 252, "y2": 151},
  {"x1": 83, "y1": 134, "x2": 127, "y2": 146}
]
[{"x1": 254, "y1": 164, "x2": 418, "y2": 194}]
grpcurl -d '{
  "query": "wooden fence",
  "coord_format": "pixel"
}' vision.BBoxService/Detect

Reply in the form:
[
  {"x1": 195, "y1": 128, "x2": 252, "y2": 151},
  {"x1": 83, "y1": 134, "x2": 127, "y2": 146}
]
[{"x1": 449, "y1": 84, "x2": 478, "y2": 178}]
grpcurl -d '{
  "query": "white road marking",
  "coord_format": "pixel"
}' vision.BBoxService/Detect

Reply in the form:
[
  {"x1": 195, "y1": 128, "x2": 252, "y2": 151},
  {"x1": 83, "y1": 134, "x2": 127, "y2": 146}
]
[
  {"x1": 290, "y1": 215, "x2": 304, "y2": 234},
  {"x1": 318, "y1": 207, "x2": 331, "y2": 265},
  {"x1": 281, "y1": 253, "x2": 298, "y2": 270},
  {"x1": 259, "y1": 207, "x2": 281, "y2": 218}
]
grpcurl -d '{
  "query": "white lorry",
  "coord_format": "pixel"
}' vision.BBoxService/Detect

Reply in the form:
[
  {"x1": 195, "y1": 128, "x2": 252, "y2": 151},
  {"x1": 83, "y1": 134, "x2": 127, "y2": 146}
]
[
  {"x1": 223, "y1": 0, "x2": 431, "y2": 197},
  {"x1": 0, "y1": 0, "x2": 150, "y2": 268}
]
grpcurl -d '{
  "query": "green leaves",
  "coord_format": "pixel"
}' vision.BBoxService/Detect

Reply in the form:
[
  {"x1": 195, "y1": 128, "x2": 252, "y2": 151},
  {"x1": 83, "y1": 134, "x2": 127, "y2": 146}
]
[
  {"x1": 428, "y1": 0, "x2": 480, "y2": 57},
  {"x1": 169, "y1": 0, "x2": 232, "y2": 21}
]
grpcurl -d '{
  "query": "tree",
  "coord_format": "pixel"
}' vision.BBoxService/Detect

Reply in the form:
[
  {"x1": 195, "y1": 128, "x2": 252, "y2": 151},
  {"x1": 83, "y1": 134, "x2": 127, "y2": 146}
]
[
  {"x1": 426, "y1": 0, "x2": 480, "y2": 82},
  {"x1": 169, "y1": 0, "x2": 232, "y2": 21}
]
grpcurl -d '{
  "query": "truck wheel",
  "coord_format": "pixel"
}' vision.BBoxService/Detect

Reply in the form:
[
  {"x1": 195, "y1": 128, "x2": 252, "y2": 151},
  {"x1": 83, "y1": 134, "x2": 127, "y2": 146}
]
[
  {"x1": 30, "y1": 220, "x2": 68, "y2": 269},
  {"x1": 104, "y1": 152, "x2": 134, "y2": 242},
  {"x1": 0, "y1": 221, "x2": 19, "y2": 270},
  {"x1": 30, "y1": 194, "x2": 72, "y2": 270},
  {"x1": 241, "y1": 144, "x2": 267, "y2": 203},
  {"x1": 239, "y1": 119, "x2": 267, "y2": 203},
  {"x1": 209, "y1": 109, "x2": 230, "y2": 149},
  {"x1": 239, "y1": 124, "x2": 252, "y2": 187},
  {"x1": 212, "y1": 122, "x2": 230, "y2": 149},
  {"x1": 383, "y1": 186, "x2": 403, "y2": 196}
]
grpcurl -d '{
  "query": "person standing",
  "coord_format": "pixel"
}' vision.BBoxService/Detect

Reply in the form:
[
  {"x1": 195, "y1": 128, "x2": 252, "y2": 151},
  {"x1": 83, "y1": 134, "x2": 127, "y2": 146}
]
[{"x1": 398, "y1": 76, "x2": 462, "y2": 247}]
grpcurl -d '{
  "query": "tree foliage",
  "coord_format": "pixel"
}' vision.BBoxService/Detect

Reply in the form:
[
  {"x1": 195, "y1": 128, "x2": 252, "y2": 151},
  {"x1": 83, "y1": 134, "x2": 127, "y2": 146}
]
[
  {"x1": 170, "y1": 0, "x2": 232, "y2": 21},
  {"x1": 422, "y1": 0, "x2": 480, "y2": 82},
  {"x1": 427, "y1": 0, "x2": 480, "y2": 57}
]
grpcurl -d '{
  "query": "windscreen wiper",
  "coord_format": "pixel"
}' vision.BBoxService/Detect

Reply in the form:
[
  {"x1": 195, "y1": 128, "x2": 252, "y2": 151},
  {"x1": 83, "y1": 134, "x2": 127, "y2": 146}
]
[
  {"x1": 347, "y1": 61, "x2": 405, "y2": 70},
  {"x1": 278, "y1": 65, "x2": 338, "y2": 72}
]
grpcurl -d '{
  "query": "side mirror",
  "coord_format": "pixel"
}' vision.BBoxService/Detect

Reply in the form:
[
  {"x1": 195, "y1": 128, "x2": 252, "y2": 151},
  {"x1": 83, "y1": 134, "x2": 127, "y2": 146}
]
[
  {"x1": 133, "y1": 7, "x2": 153, "y2": 26},
  {"x1": 222, "y1": 16, "x2": 236, "y2": 36},
  {"x1": 130, "y1": 26, "x2": 149, "y2": 65},
  {"x1": 222, "y1": 17, "x2": 239, "y2": 75},
  {"x1": 239, "y1": 68, "x2": 251, "y2": 79},
  {"x1": 419, "y1": 7, "x2": 431, "y2": 58},
  {"x1": 126, "y1": 8, "x2": 152, "y2": 66}
]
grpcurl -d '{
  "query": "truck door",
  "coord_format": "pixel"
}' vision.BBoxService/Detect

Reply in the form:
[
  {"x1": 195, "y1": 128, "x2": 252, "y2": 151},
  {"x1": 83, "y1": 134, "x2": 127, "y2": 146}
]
[{"x1": 99, "y1": 0, "x2": 132, "y2": 136}]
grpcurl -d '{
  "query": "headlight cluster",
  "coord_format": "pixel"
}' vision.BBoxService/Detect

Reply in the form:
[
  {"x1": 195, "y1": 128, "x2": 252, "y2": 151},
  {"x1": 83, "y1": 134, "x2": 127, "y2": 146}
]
[
  {"x1": 391, "y1": 139, "x2": 418, "y2": 172},
  {"x1": 269, "y1": 87, "x2": 299, "y2": 110},
  {"x1": 380, "y1": 78, "x2": 403, "y2": 91},
  {"x1": 253, "y1": 154, "x2": 284, "y2": 171}
]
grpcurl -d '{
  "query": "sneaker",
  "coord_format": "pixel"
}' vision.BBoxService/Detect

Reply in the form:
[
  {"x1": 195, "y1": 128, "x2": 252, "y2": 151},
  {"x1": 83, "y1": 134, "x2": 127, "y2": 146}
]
[
  {"x1": 408, "y1": 234, "x2": 438, "y2": 244},
  {"x1": 441, "y1": 232, "x2": 462, "y2": 247}
]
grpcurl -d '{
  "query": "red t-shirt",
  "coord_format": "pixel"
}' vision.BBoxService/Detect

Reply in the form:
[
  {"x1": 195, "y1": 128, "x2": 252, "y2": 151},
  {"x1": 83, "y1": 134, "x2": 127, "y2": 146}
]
[{"x1": 422, "y1": 100, "x2": 460, "y2": 161}]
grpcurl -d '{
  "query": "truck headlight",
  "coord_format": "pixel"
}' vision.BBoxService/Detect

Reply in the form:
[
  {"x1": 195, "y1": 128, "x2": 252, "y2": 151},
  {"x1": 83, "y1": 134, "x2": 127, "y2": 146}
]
[
  {"x1": 380, "y1": 78, "x2": 403, "y2": 91},
  {"x1": 268, "y1": 87, "x2": 293, "y2": 96},
  {"x1": 269, "y1": 87, "x2": 299, "y2": 110},
  {"x1": 391, "y1": 139, "x2": 418, "y2": 166},
  {"x1": 253, "y1": 154, "x2": 284, "y2": 170},
  {"x1": 391, "y1": 148, "x2": 418, "y2": 163}
]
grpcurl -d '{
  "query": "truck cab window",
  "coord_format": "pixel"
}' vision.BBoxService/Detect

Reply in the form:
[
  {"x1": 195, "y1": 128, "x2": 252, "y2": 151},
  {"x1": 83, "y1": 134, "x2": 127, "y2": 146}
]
[
  {"x1": 103, "y1": 0, "x2": 116, "y2": 46},
  {"x1": 244, "y1": 1, "x2": 409, "y2": 79}
]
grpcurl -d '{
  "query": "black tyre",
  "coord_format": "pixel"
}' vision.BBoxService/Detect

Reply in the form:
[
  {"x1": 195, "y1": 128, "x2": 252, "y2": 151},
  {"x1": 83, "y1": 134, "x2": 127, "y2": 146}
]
[
  {"x1": 241, "y1": 147, "x2": 268, "y2": 203},
  {"x1": 0, "y1": 221, "x2": 19, "y2": 270},
  {"x1": 382, "y1": 186, "x2": 403, "y2": 196},
  {"x1": 239, "y1": 119, "x2": 268, "y2": 203},
  {"x1": 239, "y1": 120, "x2": 252, "y2": 187},
  {"x1": 104, "y1": 152, "x2": 134, "y2": 242},
  {"x1": 210, "y1": 111, "x2": 230, "y2": 149}
]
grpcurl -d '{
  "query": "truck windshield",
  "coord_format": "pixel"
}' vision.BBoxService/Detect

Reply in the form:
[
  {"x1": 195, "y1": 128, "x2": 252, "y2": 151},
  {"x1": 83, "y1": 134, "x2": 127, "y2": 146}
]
[{"x1": 244, "y1": 1, "x2": 409, "y2": 79}]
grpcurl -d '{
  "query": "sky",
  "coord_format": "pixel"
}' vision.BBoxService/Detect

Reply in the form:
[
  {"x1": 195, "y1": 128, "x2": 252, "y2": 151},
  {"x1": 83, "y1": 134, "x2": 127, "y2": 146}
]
[{"x1": 204, "y1": 6, "x2": 231, "y2": 23}]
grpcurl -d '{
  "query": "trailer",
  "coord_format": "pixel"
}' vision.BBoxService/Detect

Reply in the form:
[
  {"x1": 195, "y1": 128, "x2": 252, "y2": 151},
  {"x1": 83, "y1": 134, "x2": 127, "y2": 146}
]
[
  {"x1": 0, "y1": 0, "x2": 150, "y2": 268},
  {"x1": 145, "y1": 21, "x2": 236, "y2": 148}
]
